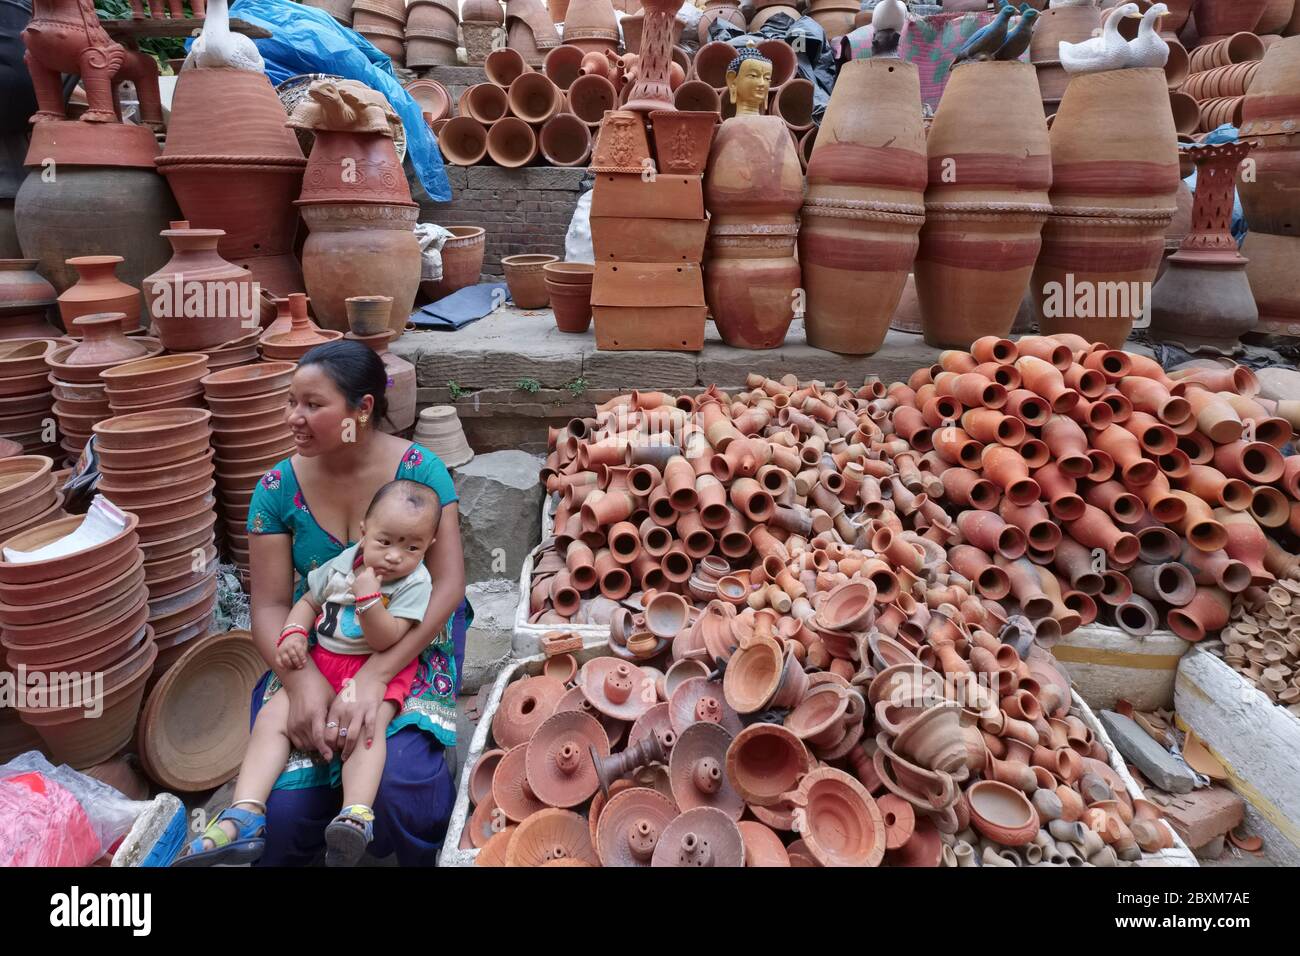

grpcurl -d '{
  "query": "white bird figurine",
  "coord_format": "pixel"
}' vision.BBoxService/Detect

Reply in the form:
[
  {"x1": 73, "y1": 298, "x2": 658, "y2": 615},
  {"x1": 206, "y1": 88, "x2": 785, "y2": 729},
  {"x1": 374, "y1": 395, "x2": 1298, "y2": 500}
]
[
  {"x1": 183, "y1": 0, "x2": 265, "y2": 73},
  {"x1": 871, "y1": 0, "x2": 908, "y2": 57},
  {"x1": 1125, "y1": 2, "x2": 1170, "y2": 68},
  {"x1": 1060, "y1": 2, "x2": 1141, "y2": 74}
]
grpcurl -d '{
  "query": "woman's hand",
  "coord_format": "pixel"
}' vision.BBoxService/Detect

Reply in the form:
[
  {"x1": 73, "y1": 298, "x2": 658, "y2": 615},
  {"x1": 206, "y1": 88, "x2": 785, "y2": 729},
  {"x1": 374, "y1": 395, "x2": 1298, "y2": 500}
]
[
  {"x1": 282, "y1": 665, "x2": 337, "y2": 760},
  {"x1": 326, "y1": 670, "x2": 388, "y2": 760}
]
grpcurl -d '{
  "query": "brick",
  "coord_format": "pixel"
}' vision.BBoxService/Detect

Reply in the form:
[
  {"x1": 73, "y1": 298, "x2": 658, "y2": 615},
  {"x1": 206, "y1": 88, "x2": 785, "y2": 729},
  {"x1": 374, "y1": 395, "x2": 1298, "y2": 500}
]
[{"x1": 1156, "y1": 786, "x2": 1244, "y2": 850}]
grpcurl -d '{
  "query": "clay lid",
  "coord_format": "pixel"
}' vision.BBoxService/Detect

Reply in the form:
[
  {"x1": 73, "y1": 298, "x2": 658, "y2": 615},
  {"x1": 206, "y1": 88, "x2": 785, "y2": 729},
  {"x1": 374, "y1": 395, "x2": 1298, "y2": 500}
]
[
  {"x1": 668, "y1": 720, "x2": 745, "y2": 819},
  {"x1": 737, "y1": 820, "x2": 790, "y2": 867},
  {"x1": 469, "y1": 748, "x2": 505, "y2": 805},
  {"x1": 788, "y1": 767, "x2": 886, "y2": 867},
  {"x1": 595, "y1": 786, "x2": 679, "y2": 867},
  {"x1": 668, "y1": 676, "x2": 743, "y2": 736},
  {"x1": 492, "y1": 744, "x2": 549, "y2": 823},
  {"x1": 491, "y1": 674, "x2": 567, "y2": 749},
  {"x1": 555, "y1": 684, "x2": 626, "y2": 749},
  {"x1": 725, "y1": 722, "x2": 814, "y2": 806},
  {"x1": 504, "y1": 808, "x2": 599, "y2": 866},
  {"x1": 627, "y1": 701, "x2": 676, "y2": 753},
  {"x1": 474, "y1": 824, "x2": 517, "y2": 867},
  {"x1": 137, "y1": 630, "x2": 262, "y2": 791},
  {"x1": 578, "y1": 657, "x2": 656, "y2": 721},
  {"x1": 587, "y1": 777, "x2": 635, "y2": 850},
  {"x1": 524, "y1": 710, "x2": 611, "y2": 808},
  {"x1": 650, "y1": 805, "x2": 746, "y2": 867},
  {"x1": 92, "y1": 407, "x2": 212, "y2": 451}
]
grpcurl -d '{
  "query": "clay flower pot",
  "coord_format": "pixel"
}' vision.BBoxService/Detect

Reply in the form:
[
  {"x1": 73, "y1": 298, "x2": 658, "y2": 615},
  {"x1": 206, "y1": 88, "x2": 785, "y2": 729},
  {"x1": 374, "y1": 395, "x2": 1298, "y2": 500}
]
[
  {"x1": 567, "y1": 74, "x2": 619, "y2": 126},
  {"x1": 438, "y1": 116, "x2": 490, "y2": 166},
  {"x1": 343, "y1": 295, "x2": 393, "y2": 336},
  {"x1": 502, "y1": 254, "x2": 559, "y2": 309},
  {"x1": 486, "y1": 117, "x2": 539, "y2": 169},
  {"x1": 544, "y1": 263, "x2": 594, "y2": 333},
  {"x1": 648, "y1": 110, "x2": 718, "y2": 176},
  {"x1": 538, "y1": 113, "x2": 593, "y2": 167},
  {"x1": 424, "y1": 227, "x2": 488, "y2": 301},
  {"x1": 57, "y1": 256, "x2": 141, "y2": 334},
  {"x1": 508, "y1": 72, "x2": 563, "y2": 124}
]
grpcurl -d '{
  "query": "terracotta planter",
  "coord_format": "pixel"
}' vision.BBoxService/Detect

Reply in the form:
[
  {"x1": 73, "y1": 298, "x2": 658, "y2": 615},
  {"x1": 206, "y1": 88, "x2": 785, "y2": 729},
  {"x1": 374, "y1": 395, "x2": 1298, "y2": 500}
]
[
  {"x1": 801, "y1": 59, "x2": 925, "y2": 356},
  {"x1": 404, "y1": 78, "x2": 453, "y2": 124},
  {"x1": 1196, "y1": 0, "x2": 1268, "y2": 37},
  {"x1": 1242, "y1": 232, "x2": 1300, "y2": 336},
  {"x1": 155, "y1": 68, "x2": 306, "y2": 297},
  {"x1": 503, "y1": 254, "x2": 559, "y2": 308},
  {"x1": 142, "y1": 221, "x2": 254, "y2": 350},
  {"x1": 57, "y1": 256, "x2": 140, "y2": 334},
  {"x1": 299, "y1": 202, "x2": 421, "y2": 334},
  {"x1": 487, "y1": 117, "x2": 539, "y2": 169},
  {"x1": 538, "y1": 113, "x2": 593, "y2": 167},
  {"x1": 562, "y1": 0, "x2": 619, "y2": 55},
  {"x1": 439, "y1": 117, "x2": 491, "y2": 166},
  {"x1": 0, "y1": 260, "x2": 60, "y2": 338},
  {"x1": 546, "y1": 268, "x2": 595, "y2": 332},
  {"x1": 298, "y1": 130, "x2": 412, "y2": 207},
  {"x1": 647, "y1": 110, "x2": 717, "y2": 176},
  {"x1": 1238, "y1": 36, "x2": 1300, "y2": 236},
  {"x1": 568, "y1": 74, "x2": 619, "y2": 126},
  {"x1": 916, "y1": 62, "x2": 1051, "y2": 348},
  {"x1": 1189, "y1": 32, "x2": 1266, "y2": 72},
  {"x1": 424, "y1": 226, "x2": 487, "y2": 302},
  {"x1": 674, "y1": 80, "x2": 722, "y2": 114},
  {"x1": 703, "y1": 115, "x2": 803, "y2": 350},
  {"x1": 508, "y1": 72, "x2": 563, "y2": 124},
  {"x1": 1033, "y1": 68, "x2": 1178, "y2": 347}
]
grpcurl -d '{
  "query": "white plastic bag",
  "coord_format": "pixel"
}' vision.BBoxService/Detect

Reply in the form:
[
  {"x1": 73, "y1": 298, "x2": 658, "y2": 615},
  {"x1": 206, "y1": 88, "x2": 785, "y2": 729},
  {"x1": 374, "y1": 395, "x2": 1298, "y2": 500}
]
[{"x1": 564, "y1": 188, "x2": 595, "y2": 264}]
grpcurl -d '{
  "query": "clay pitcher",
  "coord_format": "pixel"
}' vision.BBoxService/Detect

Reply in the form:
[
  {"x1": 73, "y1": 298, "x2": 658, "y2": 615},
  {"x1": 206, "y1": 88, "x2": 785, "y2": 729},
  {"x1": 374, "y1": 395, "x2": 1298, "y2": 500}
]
[
  {"x1": 915, "y1": 61, "x2": 1051, "y2": 349},
  {"x1": 1238, "y1": 36, "x2": 1300, "y2": 237},
  {"x1": 703, "y1": 115, "x2": 804, "y2": 349},
  {"x1": 800, "y1": 58, "x2": 926, "y2": 356},
  {"x1": 1033, "y1": 68, "x2": 1180, "y2": 347}
]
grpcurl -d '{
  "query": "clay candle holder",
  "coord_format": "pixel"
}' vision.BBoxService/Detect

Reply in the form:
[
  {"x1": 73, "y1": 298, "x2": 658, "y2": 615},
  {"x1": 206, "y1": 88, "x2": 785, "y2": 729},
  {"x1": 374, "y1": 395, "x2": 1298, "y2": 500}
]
[
  {"x1": 649, "y1": 806, "x2": 746, "y2": 867},
  {"x1": 668, "y1": 720, "x2": 745, "y2": 819},
  {"x1": 524, "y1": 709, "x2": 611, "y2": 807},
  {"x1": 594, "y1": 785, "x2": 678, "y2": 866}
]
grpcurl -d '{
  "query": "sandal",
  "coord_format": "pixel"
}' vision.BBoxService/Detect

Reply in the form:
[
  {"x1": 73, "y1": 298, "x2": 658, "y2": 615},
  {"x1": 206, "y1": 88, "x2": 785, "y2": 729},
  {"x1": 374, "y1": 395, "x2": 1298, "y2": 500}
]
[
  {"x1": 325, "y1": 804, "x2": 375, "y2": 867},
  {"x1": 171, "y1": 801, "x2": 267, "y2": 867}
]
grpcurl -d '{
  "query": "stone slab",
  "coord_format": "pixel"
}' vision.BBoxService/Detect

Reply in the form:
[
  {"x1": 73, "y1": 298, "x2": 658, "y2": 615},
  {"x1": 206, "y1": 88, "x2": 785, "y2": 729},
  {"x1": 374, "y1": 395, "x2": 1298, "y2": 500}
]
[
  {"x1": 1099, "y1": 710, "x2": 1199, "y2": 794},
  {"x1": 452, "y1": 449, "x2": 545, "y2": 584},
  {"x1": 461, "y1": 578, "x2": 517, "y2": 694}
]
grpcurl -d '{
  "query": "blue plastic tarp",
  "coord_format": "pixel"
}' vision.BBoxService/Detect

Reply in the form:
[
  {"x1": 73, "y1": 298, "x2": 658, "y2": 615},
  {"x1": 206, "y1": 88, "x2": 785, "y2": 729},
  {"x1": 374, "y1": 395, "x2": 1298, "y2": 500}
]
[{"x1": 198, "y1": 0, "x2": 451, "y2": 201}]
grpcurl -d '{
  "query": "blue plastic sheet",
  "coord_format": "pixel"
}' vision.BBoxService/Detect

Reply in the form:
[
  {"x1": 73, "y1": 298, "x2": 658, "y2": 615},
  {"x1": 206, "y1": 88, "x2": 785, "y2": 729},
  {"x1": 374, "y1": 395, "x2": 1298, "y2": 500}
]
[
  {"x1": 411, "y1": 283, "x2": 508, "y2": 330},
  {"x1": 199, "y1": 0, "x2": 451, "y2": 201}
]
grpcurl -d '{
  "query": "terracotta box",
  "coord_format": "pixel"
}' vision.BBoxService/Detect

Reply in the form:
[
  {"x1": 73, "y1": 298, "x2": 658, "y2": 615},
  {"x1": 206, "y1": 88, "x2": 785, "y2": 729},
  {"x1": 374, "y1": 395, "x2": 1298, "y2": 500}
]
[
  {"x1": 591, "y1": 263, "x2": 706, "y2": 351},
  {"x1": 589, "y1": 173, "x2": 706, "y2": 220}
]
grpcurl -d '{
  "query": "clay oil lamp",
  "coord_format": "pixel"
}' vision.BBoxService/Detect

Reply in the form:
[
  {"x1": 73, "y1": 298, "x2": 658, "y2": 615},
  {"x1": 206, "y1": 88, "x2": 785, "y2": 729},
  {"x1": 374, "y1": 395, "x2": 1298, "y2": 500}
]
[
  {"x1": 578, "y1": 657, "x2": 656, "y2": 722},
  {"x1": 816, "y1": 580, "x2": 877, "y2": 631},
  {"x1": 491, "y1": 744, "x2": 549, "y2": 823},
  {"x1": 784, "y1": 683, "x2": 853, "y2": 750},
  {"x1": 627, "y1": 701, "x2": 677, "y2": 753},
  {"x1": 595, "y1": 786, "x2": 680, "y2": 867},
  {"x1": 650, "y1": 806, "x2": 746, "y2": 867},
  {"x1": 490, "y1": 674, "x2": 567, "y2": 749},
  {"x1": 722, "y1": 622, "x2": 784, "y2": 715},
  {"x1": 725, "y1": 722, "x2": 813, "y2": 807},
  {"x1": 668, "y1": 676, "x2": 744, "y2": 736},
  {"x1": 554, "y1": 684, "x2": 627, "y2": 749},
  {"x1": 504, "y1": 809, "x2": 600, "y2": 867},
  {"x1": 890, "y1": 701, "x2": 974, "y2": 777},
  {"x1": 779, "y1": 767, "x2": 886, "y2": 867},
  {"x1": 524, "y1": 710, "x2": 611, "y2": 808},
  {"x1": 967, "y1": 779, "x2": 1041, "y2": 847}
]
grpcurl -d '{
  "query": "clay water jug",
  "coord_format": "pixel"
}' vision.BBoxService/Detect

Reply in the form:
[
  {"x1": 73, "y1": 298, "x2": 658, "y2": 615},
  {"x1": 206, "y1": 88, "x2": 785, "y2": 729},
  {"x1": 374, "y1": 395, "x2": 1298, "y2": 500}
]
[
  {"x1": 143, "y1": 221, "x2": 255, "y2": 350},
  {"x1": 800, "y1": 58, "x2": 925, "y2": 355},
  {"x1": 57, "y1": 256, "x2": 141, "y2": 334},
  {"x1": 0, "y1": 260, "x2": 60, "y2": 338}
]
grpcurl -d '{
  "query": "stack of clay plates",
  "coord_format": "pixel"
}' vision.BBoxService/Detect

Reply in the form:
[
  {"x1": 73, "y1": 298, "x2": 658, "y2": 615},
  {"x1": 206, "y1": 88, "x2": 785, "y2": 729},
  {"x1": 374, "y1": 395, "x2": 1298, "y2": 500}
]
[
  {"x1": 100, "y1": 353, "x2": 210, "y2": 416},
  {"x1": 0, "y1": 455, "x2": 65, "y2": 541},
  {"x1": 91, "y1": 409, "x2": 218, "y2": 676},
  {"x1": 198, "y1": 329, "x2": 263, "y2": 375},
  {"x1": 0, "y1": 338, "x2": 62, "y2": 461},
  {"x1": 0, "y1": 509, "x2": 155, "y2": 768},
  {"x1": 413, "y1": 405, "x2": 474, "y2": 468},
  {"x1": 200, "y1": 362, "x2": 296, "y2": 580}
]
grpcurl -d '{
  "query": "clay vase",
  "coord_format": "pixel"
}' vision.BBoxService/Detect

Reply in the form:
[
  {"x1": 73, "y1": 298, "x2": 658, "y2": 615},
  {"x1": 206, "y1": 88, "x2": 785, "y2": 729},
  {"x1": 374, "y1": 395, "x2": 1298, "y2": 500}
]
[
  {"x1": 298, "y1": 130, "x2": 413, "y2": 207},
  {"x1": 1033, "y1": 68, "x2": 1179, "y2": 348},
  {"x1": 57, "y1": 256, "x2": 140, "y2": 334},
  {"x1": 1031, "y1": 4, "x2": 1104, "y2": 113},
  {"x1": 0, "y1": 260, "x2": 60, "y2": 338},
  {"x1": 1238, "y1": 37, "x2": 1300, "y2": 237},
  {"x1": 1150, "y1": 141, "x2": 1258, "y2": 352},
  {"x1": 544, "y1": 262, "x2": 595, "y2": 333},
  {"x1": 63, "y1": 314, "x2": 151, "y2": 367},
  {"x1": 344, "y1": 295, "x2": 393, "y2": 336},
  {"x1": 800, "y1": 59, "x2": 925, "y2": 356},
  {"x1": 562, "y1": 0, "x2": 619, "y2": 55},
  {"x1": 1242, "y1": 232, "x2": 1300, "y2": 336},
  {"x1": 424, "y1": 227, "x2": 487, "y2": 302},
  {"x1": 703, "y1": 116, "x2": 804, "y2": 349},
  {"x1": 622, "y1": 0, "x2": 677, "y2": 113},
  {"x1": 155, "y1": 68, "x2": 307, "y2": 297},
  {"x1": 142, "y1": 221, "x2": 255, "y2": 350},
  {"x1": 916, "y1": 62, "x2": 1051, "y2": 348},
  {"x1": 502, "y1": 254, "x2": 559, "y2": 309}
]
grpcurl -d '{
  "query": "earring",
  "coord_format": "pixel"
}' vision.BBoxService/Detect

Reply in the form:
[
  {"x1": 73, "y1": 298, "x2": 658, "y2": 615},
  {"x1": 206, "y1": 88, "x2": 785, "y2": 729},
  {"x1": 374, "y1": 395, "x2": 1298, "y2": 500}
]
[{"x1": 359, "y1": 414, "x2": 369, "y2": 425}]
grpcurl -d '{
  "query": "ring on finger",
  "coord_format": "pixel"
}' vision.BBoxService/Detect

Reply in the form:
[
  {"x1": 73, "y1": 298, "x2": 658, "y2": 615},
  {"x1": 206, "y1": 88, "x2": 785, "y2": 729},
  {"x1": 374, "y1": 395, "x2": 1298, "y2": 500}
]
[
  {"x1": 326, "y1": 721, "x2": 339, "y2": 729},
  {"x1": 339, "y1": 728, "x2": 348, "y2": 737}
]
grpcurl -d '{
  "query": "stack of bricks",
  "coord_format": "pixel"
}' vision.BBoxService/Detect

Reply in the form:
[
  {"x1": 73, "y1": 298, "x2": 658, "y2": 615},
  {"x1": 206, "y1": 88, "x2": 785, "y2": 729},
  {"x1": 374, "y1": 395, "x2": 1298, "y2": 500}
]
[{"x1": 588, "y1": 111, "x2": 708, "y2": 351}]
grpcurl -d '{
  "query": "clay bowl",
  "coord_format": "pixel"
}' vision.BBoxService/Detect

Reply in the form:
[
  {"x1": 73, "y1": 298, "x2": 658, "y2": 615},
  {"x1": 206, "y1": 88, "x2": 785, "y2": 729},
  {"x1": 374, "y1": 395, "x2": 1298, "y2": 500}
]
[
  {"x1": 147, "y1": 573, "x2": 218, "y2": 634},
  {"x1": 819, "y1": 580, "x2": 877, "y2": 631},
  {"x1": 144, "y1": 542, "x2": 218, "y2": 583},
  {"x1": 469, "y1": 748, "x2": 505, "y2": 805},
  {"x1": 212, "y1": 419, "x2": 292, "y2": 451},
  {"x1": 784, "y1": 683, "x2": 852, "y2": 748},
  {"x1": 100, "y1": 353, "x2": 210, "y2": 392},
  {"x1": 96, "y1": 432, "x2": 213, "y2": 471},
  {"x1": 0, "y1": 534, "x2": 142, "y2": 608},
  {"x1": 0, "y1": 367, "x2": 66, "y2": 396},
  {"x1": 208, "y1": 406, "x2": 287, "y2": 434},
  {"x1": 110, "y1": 392, "x2": 206, "y2": 415},
  {"x1": 205, "y1": 388, "x2": 290, "y2": 417},
  {"x1": 145, "y1": 549, "x2": 218, "y2": 599},
  {"x1": 0, "y1": 339, "x2": 59, "y2": 376},
  {"x1": 722, "y1": 635, "x2": 784, "y2": 714},
  {"x1": 0, "y1": 493, "x2": 65, "y2": 540},
  {"x1": 201, "y1": 361, "x2": 297, "y2": 399},
  {"x1": 0, "y1": 577, "x2": 148, "y2": 651},
  {"x1": 541, "y1": 262, "x2": 595, "y2": 286},
  {"x1": 786, "y1": 767, "x2": 887, "y2": 867},
  {"x1": 97, "y1": 448, "x2": 214, "y2": 492},
  {"x1": 0, "y1": 554, "x2": 145, "y2": 627},
  {"x1": 891, "y1": 701, "x2": 973, "y2": 776},
  {"x1": 215, "y1": 447, "x2": 289, "y2": 475},
  {"x1": 0, "y1": 455, "x2": 54, "y2": 511},
  {"x1": 0, "y1": 389, "x2": 59, "y2": 415},
  {"x1": 99, "y1": 472, "x2": 215, "y2": 510},
  {"x1": 0, "y1": 594, "x2": 148, "y2": 668},
  {"x1": 46, "y1": 338, "x2": 163, "y2": 384},
  {"x1": 151, "y1": 610, "x2": 214, "y2": 654},
  {"x1": 137, "y1": 502, "x2": 219, "y2": 546},
  {"x1": 16, "y1": 637, "x2": 158, "y2": 766},
  {"x1": 23, "y1": 621, "x2": 151, "y2": 677},
  {"x1": 49, "y1": 377, "x2": 108, "y2": 403},
  {"x1": 92, "y1": 408, "x2": 212, "y2": 450},
  {"x1": 0, "y1": 511, "x2": 140, "y2": 585},
  {"x1": 725, "y1": 721, "x2": 814, "y2": 806},
  {"x1": 51, "y1": 402, "x2": 105, "y2": 433},
  {"x1": 104, "y1": 374, "x2": 207, "y2": 409},
  {"x1": 967, "y1": 779, "x2": 1040, "y2": 847},
  {"x1": 124, "y1": 485, "x2": 215, "y2": 526},
  {"x1": 0, "y1": 406, "x2": 53, "y2": 433},
  {"x1": 0, "y1": 479, "x2": 58, "y2": 530},
  {"x1": 136, "y1": 630, "x2": 263, "y2": 792}
]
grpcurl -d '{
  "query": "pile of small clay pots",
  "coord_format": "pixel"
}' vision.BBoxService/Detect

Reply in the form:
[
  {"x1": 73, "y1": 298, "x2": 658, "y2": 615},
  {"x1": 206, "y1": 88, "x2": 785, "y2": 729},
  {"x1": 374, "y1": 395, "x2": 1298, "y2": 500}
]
[{"x1": 1205, "y1": 574, "x2": 1300, "y2": 716}]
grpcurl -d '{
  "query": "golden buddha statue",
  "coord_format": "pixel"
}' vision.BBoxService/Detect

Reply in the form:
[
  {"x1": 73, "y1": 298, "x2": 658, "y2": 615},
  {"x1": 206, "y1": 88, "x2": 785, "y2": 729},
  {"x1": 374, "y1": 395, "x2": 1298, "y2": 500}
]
[{"x1": 726, "y1": 47, "x2": 773, "y2": 117}]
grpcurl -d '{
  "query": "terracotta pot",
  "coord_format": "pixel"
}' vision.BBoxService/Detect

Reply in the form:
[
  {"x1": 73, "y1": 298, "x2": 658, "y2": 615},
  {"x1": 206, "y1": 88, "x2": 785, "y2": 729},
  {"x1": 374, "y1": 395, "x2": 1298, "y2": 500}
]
[
  {"x1": 1033, "y1": 69, "x2": 1178, "y2": 347},
  {"x1": 567, "y1": 74, "x2": 619, "y2": 126},
  {"x1": 674, "y1": 80, "x2": 722, "y2": 114},
  {"x1": 342, "y1": 295, "x2": 393, "y2": 337},
  {"x1": 538, "y1": 113, "x2": 593, "y2": 167},
  {"x1": 0, "y1": 260, "x2": 60, "y2": 338},
  {"x1": 781, "y1": 767, "x2": 886, "y2": 867},
  {"x1": 425, "y1": 226, "x2": 488, "y2": 303},
  {"x1": 1196, "y1": 0, "x2": 1268, "y2": 37},
  {"x1": 299, "y1": 202, "x2": 421, "y2": 334},
  {"x1": 439, "y1": 116, "x2": 491, "y2": 167},
  {"x1": 704, "y1": 115, "x2": 803, "y2": 349},
  {"x1": 562, "y1": 0, "x2": 619, "y2": 55},
  {"x1": 647, "y1": 111, "x2": 717, "y2": 177},
  {"x1": 155, "y1": 68, "x2": 306, "y2": 297},
  {"x1": 916, "y1": 62, "x2": 1051, "y2": 348},
  {"x1": 508, "y1": 72, "x2": 563, "y2": 124},
  {"x1": 1189, "y1": 32, "x2": 1267, "y2": 72},
  {"x1": 57, "y1": 256, "x2": 140, "y2": 334},
  {"x1": 142, "y1": 221, "x2": 255, "y2": 350},
  {"x1": 1238, "y1": 37, "x2": 1300, "y2": 236},
  {"x1": 1031, "y1": 4, "x2": 1104, "y2": 112},
  {"x1": 967, "y1": 779, "x2": 1039, "y2": 847},
  {"x1": 486, "y1": 117, "x2": 539, "y2": 169},
  {"x1": 801, "y1": 59, "x2": 925, "y2": 356}
]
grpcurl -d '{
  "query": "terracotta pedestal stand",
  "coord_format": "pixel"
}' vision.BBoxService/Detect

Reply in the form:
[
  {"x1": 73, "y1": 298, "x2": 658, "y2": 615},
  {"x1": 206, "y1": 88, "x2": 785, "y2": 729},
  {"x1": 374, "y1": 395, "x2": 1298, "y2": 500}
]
[{"x1": 1150, "y1": 140, "x2": 1258, "y2": 353}]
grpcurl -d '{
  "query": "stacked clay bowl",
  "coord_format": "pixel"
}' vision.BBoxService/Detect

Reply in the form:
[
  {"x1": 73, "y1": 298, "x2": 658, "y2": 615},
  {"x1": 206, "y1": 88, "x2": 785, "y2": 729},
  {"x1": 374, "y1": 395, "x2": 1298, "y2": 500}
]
[
  {"x1": 197, "y1": 329, "x2": 263, "y2": 376},
  {"x1": 413, "y1": 405, "x2": 474, "y2": 468},
  {"x1": 0, "y1": 511, "x2": 156, "y2": 768},
  {"x1": 92, "y1": 409, "x2": 218, "y2": 676},
  {"x1": 0, "y1": 455, "x2": 65, "y2": 543},
  {"x1": 0, "y1": 338, "x2": 61, "y2": 461},
  {"x1": 100, "y1": 353, "x2": 210, "y2": 416},
  {"x1": 201, "y1": 361, "x2": 296, "y2": 578}
]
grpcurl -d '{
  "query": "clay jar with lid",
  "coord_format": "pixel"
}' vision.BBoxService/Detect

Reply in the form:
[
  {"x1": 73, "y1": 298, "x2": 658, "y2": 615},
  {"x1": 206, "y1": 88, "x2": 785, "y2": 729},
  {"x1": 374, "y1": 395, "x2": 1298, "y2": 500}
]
[
  {"x1": 57, "y1": 256, "x2": 141, "y2": 334},
  {"x1": 703, "y1": 114, "x2": 804, "y2": 350},
  {"x1": 142, "y1": 221, "x2": 255, "y2": 350},
  {"x1": 0, "y1": 261, "x2": 60, "y2": 339}
]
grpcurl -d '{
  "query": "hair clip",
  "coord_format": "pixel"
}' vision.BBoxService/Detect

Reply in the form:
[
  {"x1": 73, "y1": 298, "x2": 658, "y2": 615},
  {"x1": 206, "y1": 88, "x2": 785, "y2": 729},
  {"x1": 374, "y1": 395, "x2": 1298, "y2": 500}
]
[{"x1": 386, "y1": 376, "x2": 394, "y2": 389}]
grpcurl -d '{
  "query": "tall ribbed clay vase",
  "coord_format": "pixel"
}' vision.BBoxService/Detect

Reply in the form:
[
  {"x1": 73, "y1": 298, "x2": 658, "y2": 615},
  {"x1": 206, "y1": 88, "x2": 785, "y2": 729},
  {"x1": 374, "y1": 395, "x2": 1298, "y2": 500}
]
[
  {"x1": 1237, "y1": 36, "x2": 1300, "y2": 236},
  {"x1": 1032, "y1": 68, "x2": 1179, "y2": 348},
  {"x1": 800, "y1": 59, "x2": 926, "y2": 355},
  {"x1": 703, "y1": 115, "x2": 804, "y2": 349},
  {"x1": 915, "y1": 61, "x2": 1051, "y2": 349}
]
